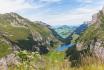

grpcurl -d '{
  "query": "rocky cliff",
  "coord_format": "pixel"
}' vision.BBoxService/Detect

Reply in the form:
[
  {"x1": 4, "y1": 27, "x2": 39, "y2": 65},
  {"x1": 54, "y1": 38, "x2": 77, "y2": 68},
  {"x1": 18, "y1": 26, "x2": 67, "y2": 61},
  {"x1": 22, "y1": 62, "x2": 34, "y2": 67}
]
[{"x1": 75, "y1": 7, "x2": 104, "y2": 59}]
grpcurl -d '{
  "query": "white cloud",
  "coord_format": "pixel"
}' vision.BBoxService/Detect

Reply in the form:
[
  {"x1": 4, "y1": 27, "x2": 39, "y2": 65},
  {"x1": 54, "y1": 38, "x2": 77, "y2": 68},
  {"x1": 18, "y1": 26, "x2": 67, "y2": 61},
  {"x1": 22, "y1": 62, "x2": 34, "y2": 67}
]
[
  {"x1": 0, "y1": 0, "x2": 103, "y2": 26},
  {"x1": 0, "y1": 0, "x2": 34, "y2": 13},
  {"x1": 31, "y1": 0, "x2": 104, "y2": 26},
  {"x1": 78, "y1": 0, "x2": 95, "y2": 3},
  {"x1": 39, "y1": 0, "x2": 62, "y2": 2},
  {"x1": 22, "y1": 0, "x2": 104, "y2": 26},
  {"x1": 29, "y1": 6, "x2": 102, "y2": 26},
  {"x1": 0, "y1": 0, "x2": 62, "y2": 13},
  {"x1": 0, "y1": 0, "x2": 50, "y2": 13}
]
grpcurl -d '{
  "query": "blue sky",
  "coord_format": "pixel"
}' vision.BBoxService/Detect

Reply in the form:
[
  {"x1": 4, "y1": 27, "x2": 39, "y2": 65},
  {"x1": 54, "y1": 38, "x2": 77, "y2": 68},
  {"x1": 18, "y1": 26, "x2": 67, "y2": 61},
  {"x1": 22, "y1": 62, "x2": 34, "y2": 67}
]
[{"x1": 0, "y1": 0, "x2": 104, "y2": 26}]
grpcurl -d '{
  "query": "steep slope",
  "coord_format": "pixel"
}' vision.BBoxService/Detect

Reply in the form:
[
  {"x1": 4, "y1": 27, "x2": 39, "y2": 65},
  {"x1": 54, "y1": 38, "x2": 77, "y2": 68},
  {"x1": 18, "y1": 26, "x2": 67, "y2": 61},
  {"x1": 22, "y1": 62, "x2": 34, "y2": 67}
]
[
  {"x1": 74, "y1": 7, "x2": 104, "y2": 59},
  {"x1": 34, "y1": 21, "x2": 64, "y2": 42},
  {"x1": 64, "y1": 23, "x2": 88, "y2": 44},
  {"x1": 73, "y1": 23, "x2": 88, "y2": 34},
  {"x1": 65, "y1": 7, "x2": 104, "y2": 67},
  {"x1": 0, "y1": 12, "x2": 61, "y2": 57},
  {"x1": 77, "y1": 10, "x2": 103, "y2": 49}
]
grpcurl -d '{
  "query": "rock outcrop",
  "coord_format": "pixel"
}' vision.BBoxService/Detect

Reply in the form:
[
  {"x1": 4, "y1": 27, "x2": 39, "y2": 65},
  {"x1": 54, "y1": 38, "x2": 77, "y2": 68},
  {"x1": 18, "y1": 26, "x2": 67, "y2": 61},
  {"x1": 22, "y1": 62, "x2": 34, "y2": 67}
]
[{"x1": 0, "y1": 54, "x2": 19, "y2": 70}]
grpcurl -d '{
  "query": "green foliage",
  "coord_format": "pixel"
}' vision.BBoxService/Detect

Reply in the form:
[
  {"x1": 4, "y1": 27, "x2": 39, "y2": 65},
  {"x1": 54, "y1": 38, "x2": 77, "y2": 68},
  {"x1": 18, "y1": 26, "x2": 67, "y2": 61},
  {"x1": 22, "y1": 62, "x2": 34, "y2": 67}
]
[
  {"x1": 71, "y1": 34, "x2": 79, "y2": 43},
  {"x1": 46, "y1": 51, "x2": 65, "y2": 61},
  {"x1": 0, "y1": 25, "x2": 30, "y2": 41},
  {"x1": 12, "y1": 50, "x2": 70, "y2": 70},
  {"x1": 16, "y1": 50, "x2": 29, "y2": 62},
  {"x1": 29, "y1": 23, "x2": 53, "y2": 38},
  {"x1": 0, "y1": 42, "x2": 12, "y2": 58},
  {"x1": 8, "y1": 50, "x2": 104, "y2": 70},
  {"x1": 78, "y1": 24, "x2": 97, "y2": 45}
]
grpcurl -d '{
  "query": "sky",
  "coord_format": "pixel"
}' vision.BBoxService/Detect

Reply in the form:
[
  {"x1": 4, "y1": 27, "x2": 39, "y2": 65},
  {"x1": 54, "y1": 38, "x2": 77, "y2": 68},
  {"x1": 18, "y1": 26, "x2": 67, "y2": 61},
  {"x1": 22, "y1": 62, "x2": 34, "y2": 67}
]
[{"x1": 0, "y1": 0, "x2": 104, "y2": 26}]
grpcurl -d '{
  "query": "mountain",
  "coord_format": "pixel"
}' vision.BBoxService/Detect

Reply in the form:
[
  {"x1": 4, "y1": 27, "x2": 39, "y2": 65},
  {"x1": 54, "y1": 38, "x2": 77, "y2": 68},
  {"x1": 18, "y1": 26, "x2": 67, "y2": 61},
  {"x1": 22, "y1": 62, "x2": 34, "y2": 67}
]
[
  {"x1": 0, "y1": 12, "x2": 61, "y2": 58},
  {"x1": 66, "y1": 7, "x2": 104, "y2": 65},
  {"x1": 76, "y1": 8, "x2": 104, "y2": 56},
  {"x1": 64, "y1": 23, "x2": 88, "y2": 44},
  {"x1": 40, "y1": 23, "x2": 65, "y2": 42},
  {"x1": 73, "y1": 23, "x2": 88, "y2": 34},
  {"x1": 53, "y1": 25, "x2": 77, "y2": 38}
]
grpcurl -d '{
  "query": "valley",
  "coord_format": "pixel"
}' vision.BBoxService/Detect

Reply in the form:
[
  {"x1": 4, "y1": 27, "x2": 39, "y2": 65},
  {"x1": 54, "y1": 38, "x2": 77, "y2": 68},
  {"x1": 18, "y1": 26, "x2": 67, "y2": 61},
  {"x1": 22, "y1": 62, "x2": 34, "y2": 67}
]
[{"x1": 0, "y1": 8, "x2": 104, "y2": 70}]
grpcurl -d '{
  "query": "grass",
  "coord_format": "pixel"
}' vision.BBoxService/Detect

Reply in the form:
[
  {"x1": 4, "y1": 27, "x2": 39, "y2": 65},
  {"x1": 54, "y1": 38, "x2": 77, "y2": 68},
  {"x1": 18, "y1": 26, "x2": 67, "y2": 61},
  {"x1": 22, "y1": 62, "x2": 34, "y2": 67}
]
[
  {"x1": 0, "y1": 24, "x2": 30, "y2": 41},
  {"x1": 0, "y1": 42, "x2": 12, "y2": 58},
  {"x1": 77, "y1": 56, "x2": 104, "y2": 70},
  {"x1": 46, "y1": 50, "x2": 65, "y2": 61},
  {"x1": 7, "y1": 50, "x2": 104, "y2": 70},
  {"x1": 29, "y1": 23, "x2": 53, "y2": 38},
  {"x1": 0, "y1": 36, "x2": 12, "y2": 58}
]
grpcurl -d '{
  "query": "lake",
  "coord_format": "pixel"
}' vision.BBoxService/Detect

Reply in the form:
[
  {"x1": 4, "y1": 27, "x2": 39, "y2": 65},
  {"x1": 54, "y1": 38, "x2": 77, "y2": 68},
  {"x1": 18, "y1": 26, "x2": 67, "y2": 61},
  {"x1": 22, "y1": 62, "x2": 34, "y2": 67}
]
[{"x1": 56, "y1": 44, "x2": 74, "y2": 51}]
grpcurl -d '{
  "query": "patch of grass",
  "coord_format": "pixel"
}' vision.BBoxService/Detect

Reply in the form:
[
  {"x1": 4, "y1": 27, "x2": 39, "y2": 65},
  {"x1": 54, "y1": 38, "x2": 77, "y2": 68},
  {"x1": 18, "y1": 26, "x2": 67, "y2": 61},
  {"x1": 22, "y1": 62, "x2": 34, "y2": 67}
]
[
  {"x1": 29, "y1": 23, "x2": 52, "y2": 38},
  {"x1": 0, "y1": 42, "x2": 12, "y2": 58},
  {"x1": 0, "y1": 24, "x2": 30, "y2": 41},
  {"x1": 46, "y1": 51, "x2": 65, "y2": 61}
]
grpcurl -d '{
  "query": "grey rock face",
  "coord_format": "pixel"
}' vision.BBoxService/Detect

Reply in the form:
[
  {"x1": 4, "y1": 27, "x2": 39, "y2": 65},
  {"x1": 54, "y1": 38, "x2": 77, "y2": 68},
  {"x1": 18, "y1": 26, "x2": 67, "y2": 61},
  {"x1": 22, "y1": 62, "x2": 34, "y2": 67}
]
[
  {"x1": 77, "y1": 39, "x2": 104, "y2": 60},
  {"x1": 91, "y1": 40, "x2": 104, "y2": 60},
  {"x1": 0, "y1": 54, "x2": 19, "y2": 70}
]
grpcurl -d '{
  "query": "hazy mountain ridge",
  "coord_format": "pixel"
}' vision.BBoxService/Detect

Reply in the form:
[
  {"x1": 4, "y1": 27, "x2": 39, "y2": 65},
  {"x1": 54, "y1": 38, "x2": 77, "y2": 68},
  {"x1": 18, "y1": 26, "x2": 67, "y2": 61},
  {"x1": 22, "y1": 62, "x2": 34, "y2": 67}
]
[{"x1": 54, "y1": 25, "x2": 77, "y2": 38}]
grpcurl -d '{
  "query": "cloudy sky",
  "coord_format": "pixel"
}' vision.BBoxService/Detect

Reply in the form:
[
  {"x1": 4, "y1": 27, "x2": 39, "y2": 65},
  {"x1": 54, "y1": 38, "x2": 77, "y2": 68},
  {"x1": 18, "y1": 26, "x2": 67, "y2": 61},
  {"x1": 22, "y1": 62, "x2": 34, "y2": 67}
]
[{"x1": 0, "y1": 0, "x2": 104, "y2": 26}]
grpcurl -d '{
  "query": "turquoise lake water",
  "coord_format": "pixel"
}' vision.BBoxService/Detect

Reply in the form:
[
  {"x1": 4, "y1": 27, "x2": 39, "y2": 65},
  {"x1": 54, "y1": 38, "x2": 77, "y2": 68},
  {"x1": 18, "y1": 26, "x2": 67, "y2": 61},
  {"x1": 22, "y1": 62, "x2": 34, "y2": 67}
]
[{"x1": 56, "y1": 44, "x2": 74, "y2": 51}]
